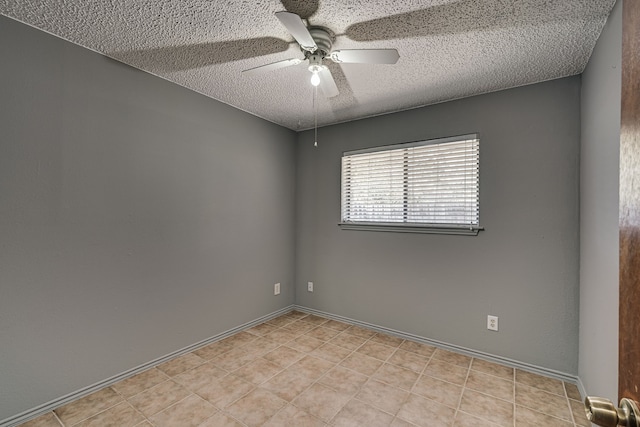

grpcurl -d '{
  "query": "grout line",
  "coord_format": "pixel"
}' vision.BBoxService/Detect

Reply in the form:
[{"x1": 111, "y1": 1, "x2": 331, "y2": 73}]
[
  {"x1": 252, "y1": 314, "x2": 574, "y2": 426},
  {"x1": 515, "y1": 400, "x2": 578, "y2": 425},
  {"x1": 514, "y1": 368, "x2": 517, "y2": 427},
  {"x1": 454, "y1": 355, "x2": 473, "y2": 425},
  {"x1": 146, "y1": 393, "x2": 195, "y2": 421},
  {"x1": 294, "y1": 305, "x2": 578, "y2": 383},
  {"x1": 109, "y1": 379, "x2": 151, "y2": 425},
  {"x1": 63, "y1": 393, "x2": 125, "y2": 427},
  {"x1": 563, "y1": 382, "x2": 579, "y2": 426},
  {"x1": 325, "y1": 330, "x2": 404, "y2": 422},
  {"x1": 32, "y1": 312, "x2": 576, "y2": 427},
  {"x1": 287, "y1": 320, "x2": 383, "y2": 423},
  {"x1": 216, "y1": 409, "x2": 248, "y2": 427},
  {"x1": 230, "y1": 315, "x2": 341, "y2": 423},
  {"x1": 52, "y1": 412, "x2": 64, "y2": 427}
]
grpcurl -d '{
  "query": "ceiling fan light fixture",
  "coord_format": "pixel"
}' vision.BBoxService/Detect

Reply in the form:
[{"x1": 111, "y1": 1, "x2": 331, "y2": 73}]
[
  {"x1": 308, "y1": 59, "x2": 325, "y2": 87},
  {"x1": 310, "y1": 71, "x2": 320, "y2": 86}
]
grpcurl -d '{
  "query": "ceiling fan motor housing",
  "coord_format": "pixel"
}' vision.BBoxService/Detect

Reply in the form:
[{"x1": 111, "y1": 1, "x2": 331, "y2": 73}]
[{"x1": 307, "y1": 27, "x2": 334, "y2": 57}]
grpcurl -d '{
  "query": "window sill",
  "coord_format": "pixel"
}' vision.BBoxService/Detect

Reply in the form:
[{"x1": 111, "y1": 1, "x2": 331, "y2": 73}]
[{"x1": 338, "y1": 222, "x2": 483, "y2": 236}]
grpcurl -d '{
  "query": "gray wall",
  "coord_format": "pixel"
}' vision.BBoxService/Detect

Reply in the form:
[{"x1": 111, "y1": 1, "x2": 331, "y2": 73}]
[
  {"x1": 296, "y1": 77, "x2": 581, "y2": 374},
  {"x1": 0, "y1": 16, "x2": 296, "y2": 421},
  {"x1": 578, "y1": 0, "x2": 622, "y2": 401}
]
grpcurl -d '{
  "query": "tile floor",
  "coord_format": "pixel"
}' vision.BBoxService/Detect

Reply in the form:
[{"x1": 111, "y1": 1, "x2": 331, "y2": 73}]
[{"x1": 19, "y1": 311, "x2": 591, "y2": 427}]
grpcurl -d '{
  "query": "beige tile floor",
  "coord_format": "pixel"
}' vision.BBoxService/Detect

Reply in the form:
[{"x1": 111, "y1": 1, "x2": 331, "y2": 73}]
[{"x1": 19, "y1": 311, "x2": 591, "y2": 427}]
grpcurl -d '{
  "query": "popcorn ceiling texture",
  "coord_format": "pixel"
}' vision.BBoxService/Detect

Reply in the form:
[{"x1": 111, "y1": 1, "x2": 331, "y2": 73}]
[{"x1": 0, "y1": 0, "x2": 616, "y2": 130}]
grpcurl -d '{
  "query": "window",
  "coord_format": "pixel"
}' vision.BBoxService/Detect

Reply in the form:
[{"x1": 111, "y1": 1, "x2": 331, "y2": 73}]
[{"x1": 340, "y1": 134, "x2": 481, "y2": 235}]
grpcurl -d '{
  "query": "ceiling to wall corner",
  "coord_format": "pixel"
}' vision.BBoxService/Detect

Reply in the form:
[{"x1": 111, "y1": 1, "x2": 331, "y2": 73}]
[{"x1": 1, "y1": 0, "x2": 616, "y2": 131}]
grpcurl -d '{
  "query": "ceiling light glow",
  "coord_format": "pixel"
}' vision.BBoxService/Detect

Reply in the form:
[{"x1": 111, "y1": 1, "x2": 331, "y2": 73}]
[{"x1": 310, "y1": 71, "x2": 320, "y2": 86}]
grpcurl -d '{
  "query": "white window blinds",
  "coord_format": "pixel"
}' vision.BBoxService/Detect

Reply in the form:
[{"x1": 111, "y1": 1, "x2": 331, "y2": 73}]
[{"x1": 341, "y1": 134, "x2": 480, "y2": 232}]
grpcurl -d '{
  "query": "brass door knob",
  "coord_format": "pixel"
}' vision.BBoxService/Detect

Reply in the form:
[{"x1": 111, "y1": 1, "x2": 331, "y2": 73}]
[{"x1": 584, "y1": 396, "x2": 640, "y2": 427}]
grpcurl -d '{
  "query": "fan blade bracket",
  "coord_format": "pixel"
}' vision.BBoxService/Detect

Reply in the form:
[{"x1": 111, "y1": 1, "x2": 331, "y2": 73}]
[
  {"x1": 330, "y1": 49, "x2": 400, "y2": 64},
  {"x1": 275, "y1": 11, "x2": 318, "y2": 53}
]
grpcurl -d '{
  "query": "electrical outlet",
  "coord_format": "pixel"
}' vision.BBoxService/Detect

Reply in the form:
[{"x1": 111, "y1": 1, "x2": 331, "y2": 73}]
[
  {"x1": 487, "y1": 315, "x2": 499, "y2": 331},
  {"x1": 274, "y1": 283, "x2": 280, "y2": 295},
  {"x1": 307, "y1": 281, "x2": 313, "y2": 292}
]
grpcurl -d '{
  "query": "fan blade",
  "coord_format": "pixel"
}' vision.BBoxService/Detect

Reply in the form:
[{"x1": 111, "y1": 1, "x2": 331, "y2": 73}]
[
  {"x1": 329, "y1": 49, "x2": 399, "y2": 64},
  {"x1": 318, "y1": 67, "x2": 339, "y2": 98},
  {"x1": 275, "y1": 11, "x2": 317, "y2": 52},
  {"x1": 242, "y1": 58, "x2": 303, "y2": 76},
  {"x1": 325, "y1": 62, "x2": 359, "y2": 114}
]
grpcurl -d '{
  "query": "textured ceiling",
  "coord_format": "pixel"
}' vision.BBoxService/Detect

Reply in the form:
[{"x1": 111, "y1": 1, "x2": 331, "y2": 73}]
[{"x1": 1, "y1": 0, "x2": 616, "y2": 130}]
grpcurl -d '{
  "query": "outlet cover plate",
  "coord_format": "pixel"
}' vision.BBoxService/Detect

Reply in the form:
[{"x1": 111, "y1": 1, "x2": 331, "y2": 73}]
[
  {"x1": 307, "y1": 282, "x2": 313, "y2": 292},
  {"x1": 487, "y1": 315, "x2": 498, "y2": 331},
  {"x1": 274, "y1": 283, "x2": 280, "y2": 295}
]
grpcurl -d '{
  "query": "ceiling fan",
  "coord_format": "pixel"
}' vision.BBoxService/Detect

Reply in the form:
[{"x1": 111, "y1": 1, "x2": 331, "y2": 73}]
[{"x1": 242, "y1": 11, "x2": 400, "y2": 98}]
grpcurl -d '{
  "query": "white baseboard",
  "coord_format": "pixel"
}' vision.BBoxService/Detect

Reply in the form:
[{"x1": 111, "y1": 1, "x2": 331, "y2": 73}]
[
  {"x1": 575, "y1": 376, "x2": 588, "y2": 401},
  {"x1": 5, "y1": 303, "x2": 582, "y2": 427},
  {"x1": 1, "y1": 305, "x2": 295, "y2": 427},
  {"x1": 293, "y1": 305, "x2": 580, "y2": 384}
]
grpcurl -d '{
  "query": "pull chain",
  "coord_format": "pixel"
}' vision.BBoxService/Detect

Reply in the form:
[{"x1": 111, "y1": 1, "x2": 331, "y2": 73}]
[{"x1": 314, "y1": 85, "x2": 318, "y2": 147}]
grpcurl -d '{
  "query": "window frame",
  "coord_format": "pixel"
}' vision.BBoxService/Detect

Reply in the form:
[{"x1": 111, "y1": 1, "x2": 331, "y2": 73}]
[{"x1": 339, "y1": 133, "x2": 482, "y2": 236}]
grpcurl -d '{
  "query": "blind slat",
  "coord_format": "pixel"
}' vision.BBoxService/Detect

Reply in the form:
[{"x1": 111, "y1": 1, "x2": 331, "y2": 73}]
[{"x1": 341, "y1": 136, "x2": 479, "y2": 226}]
